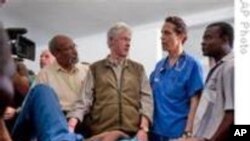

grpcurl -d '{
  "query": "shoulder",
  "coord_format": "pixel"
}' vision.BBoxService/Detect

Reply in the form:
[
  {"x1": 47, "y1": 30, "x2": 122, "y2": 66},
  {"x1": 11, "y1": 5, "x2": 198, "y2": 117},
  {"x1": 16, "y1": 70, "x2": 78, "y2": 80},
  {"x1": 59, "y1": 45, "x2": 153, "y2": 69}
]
[
  {"x1": 37, "y1": 64, "x2": 55, "y2": 76},
  {"x1": 89, "y1": 59, "x2": 106, "y2": 72},
  {"x1": 183, "y1": 53, "x2": 203, "y2": 69},
  {"x1": 154, "y1": 58, "x2": 166, "y2": 69},
  {"x1": 184, "y1": 53, "x2": 200, "y2": 64},
  {"x1": 76, "y1": 63, "x2": 89, "y2": 73},
  {"x1": 127, "y1": 59, "x2": 144, "y2": 69},
  {"x1": 91, "y1": 59, "x2": 106, "y2": 66},
  {"x1": 222, "y1": 57, "x2": 234, "y2": 74},
  {"x1": 220, "y1": 52, "x2": 234, "y2": 73}
]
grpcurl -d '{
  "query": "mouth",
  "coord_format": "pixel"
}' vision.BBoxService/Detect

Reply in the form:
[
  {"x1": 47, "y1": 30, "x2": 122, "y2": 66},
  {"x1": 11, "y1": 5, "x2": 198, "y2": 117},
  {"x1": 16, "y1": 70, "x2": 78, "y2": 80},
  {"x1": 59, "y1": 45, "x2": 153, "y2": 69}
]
[
  {"x1": 201, "y1": 46, "x2": 207, "y2": 54},
  {"x1": 69, "y1": 55, "x2": 78, "y2": 64},
  {"x1": 162, "y1": 43, "x2": 168, "y2": 50}
]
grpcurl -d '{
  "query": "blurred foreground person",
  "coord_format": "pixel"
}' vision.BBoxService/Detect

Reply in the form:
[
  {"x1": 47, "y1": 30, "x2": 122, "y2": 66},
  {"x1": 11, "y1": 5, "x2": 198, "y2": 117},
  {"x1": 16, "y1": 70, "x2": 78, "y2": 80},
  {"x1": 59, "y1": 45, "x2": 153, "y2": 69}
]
[
  {"x1": 0, "y1": 22, "x2": 15, "y2": 141},
  {"x1": 4, "y1": 61, "x2": 30, "y2": 133}
]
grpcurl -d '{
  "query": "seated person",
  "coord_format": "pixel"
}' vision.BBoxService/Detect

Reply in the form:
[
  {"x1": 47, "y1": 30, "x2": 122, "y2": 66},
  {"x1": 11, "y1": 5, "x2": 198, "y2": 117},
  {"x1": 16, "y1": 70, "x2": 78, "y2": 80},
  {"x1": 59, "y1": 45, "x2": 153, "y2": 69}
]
[{"x1": 0, "y1": 22, "x2": 82, "y2": 141}]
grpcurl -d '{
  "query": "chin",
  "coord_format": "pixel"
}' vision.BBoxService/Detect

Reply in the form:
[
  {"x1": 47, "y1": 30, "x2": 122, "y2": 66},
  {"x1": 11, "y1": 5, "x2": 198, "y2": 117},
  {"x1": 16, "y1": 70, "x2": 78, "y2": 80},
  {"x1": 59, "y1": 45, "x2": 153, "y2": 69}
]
[{"x1": 202, "y1": 52, "x2": 211, "y2": 57}]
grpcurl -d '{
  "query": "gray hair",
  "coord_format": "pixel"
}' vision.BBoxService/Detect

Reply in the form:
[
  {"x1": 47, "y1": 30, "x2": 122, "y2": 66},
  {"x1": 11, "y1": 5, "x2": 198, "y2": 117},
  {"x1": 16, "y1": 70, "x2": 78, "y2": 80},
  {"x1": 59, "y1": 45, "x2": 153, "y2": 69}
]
[{"x1": 107, "y1": 22, "x2": 132, "y2": 40}]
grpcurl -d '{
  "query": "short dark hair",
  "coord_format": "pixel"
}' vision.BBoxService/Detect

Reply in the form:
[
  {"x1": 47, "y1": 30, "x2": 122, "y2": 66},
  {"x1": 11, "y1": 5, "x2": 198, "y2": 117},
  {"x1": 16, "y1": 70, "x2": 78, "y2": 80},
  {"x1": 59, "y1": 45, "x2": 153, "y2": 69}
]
[
  {"x1": 165, "y1": 16, "x2": 187, "y2": 43},
  {"x1": 207, "y1": 22, "x2": 234, "y2": 47}
]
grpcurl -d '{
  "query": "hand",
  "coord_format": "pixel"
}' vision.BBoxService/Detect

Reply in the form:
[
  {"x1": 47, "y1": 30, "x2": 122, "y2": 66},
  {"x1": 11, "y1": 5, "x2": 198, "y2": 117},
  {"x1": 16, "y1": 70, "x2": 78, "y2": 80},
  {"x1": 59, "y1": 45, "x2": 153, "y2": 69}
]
[
  {"x1": 86, "y1": 130, "x2": 129, "y2": 141},
  {"x1": 136, "y1": 129, "x2": 148, "y2": 141},
  {"x1": 68, "y1": 118, "x2": 78, "y2": 132},
  {"x1": 102, "y1": 130, "x2": 129, "y2": 141},
  {"x1": 4, "y1": 106, "x2": 16, "y2": 120}
]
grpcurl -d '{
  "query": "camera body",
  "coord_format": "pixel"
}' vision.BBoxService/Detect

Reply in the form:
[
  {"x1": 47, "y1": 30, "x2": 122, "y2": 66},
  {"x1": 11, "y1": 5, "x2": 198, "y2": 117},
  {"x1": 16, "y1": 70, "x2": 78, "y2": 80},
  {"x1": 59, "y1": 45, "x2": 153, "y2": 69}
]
[{"x1": 6, "y1": 28, "x2": 36, "y2": 61}]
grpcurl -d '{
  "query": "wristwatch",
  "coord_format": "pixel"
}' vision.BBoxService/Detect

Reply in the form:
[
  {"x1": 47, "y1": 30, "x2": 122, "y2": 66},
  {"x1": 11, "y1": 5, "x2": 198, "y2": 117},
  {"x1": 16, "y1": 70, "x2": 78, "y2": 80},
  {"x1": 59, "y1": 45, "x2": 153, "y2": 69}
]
[
  {"x1": 182, "y1": 131, "x2": 192, "y2": 138},
  {"x1": 140, "y1": 126, "x2": 149, "y2": 133}
]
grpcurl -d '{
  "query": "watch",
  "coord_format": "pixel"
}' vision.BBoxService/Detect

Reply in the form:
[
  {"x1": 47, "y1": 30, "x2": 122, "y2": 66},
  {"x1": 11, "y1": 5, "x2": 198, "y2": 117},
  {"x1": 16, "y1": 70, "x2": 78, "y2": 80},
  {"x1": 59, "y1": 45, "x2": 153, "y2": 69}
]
[
  {"x1": 182, "y1": 131, "x2": 192, "y2": 138},
  {"x1": 140, "y1": 126, "x2": 149, "y2": 133}
]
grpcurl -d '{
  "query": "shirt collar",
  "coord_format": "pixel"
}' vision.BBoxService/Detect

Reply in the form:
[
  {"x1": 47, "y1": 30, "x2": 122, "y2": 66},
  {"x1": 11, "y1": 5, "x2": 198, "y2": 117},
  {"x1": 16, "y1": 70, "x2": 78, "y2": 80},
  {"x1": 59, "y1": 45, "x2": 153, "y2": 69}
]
[
  {"x1": 221, "y1": 51, "x2": 234, "y2": 62},
  {"x1": 213, "y1": 51, "x2": 234, "y2": 67},
  {"x1": 54, "y1": 61, "x2": 79, "y2": 73},
  {"x1": 160, "y1": 51, "x2": 186, "y2": 71},
  {"x1": 105, "y1": 55, "x2": 128, "y2": 67}
]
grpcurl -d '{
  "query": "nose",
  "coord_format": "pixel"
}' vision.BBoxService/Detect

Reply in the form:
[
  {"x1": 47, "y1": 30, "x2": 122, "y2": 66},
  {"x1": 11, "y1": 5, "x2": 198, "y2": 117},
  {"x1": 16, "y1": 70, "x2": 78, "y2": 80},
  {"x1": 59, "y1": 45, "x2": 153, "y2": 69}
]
[
  {"x1": 126, "y1": 42, "x2": 130, "y2": 47},
  {"x1": 161, "y1": 34, "x2": 164, "y2": 41}
]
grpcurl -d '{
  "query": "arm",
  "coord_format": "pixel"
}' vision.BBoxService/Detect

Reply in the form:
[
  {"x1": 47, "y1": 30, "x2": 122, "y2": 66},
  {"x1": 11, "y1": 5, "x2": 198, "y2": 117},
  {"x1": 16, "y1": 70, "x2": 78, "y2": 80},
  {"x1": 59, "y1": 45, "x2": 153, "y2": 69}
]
[
  {"x1": 67, "y1": 70, "x2": 94, "y2": 131},
  {"x1": 139, "y1": 68, "x2": 153, "y2": 127},
  {"x1": 184, "y1": 61, "x2": 204, "y2": 137},
  {"x1": 184, "y1": 91, "x2": 201, "y2": 134},
  {"x1": 136, "y1": 68, "x2": 153, "y2": 141},
  {"x1": 0, "y1": 119, "x2": 12, "y2": 141},
  {"x1": 209, "y1": 111, "x2": 233, "y2": 141}
]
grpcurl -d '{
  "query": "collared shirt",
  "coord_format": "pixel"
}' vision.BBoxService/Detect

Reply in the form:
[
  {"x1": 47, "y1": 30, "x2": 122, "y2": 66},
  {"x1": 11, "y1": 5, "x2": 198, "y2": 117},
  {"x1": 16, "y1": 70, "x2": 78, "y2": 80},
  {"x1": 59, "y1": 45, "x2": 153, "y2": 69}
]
[
  {"x1": 193, "y1": 52, "x2": 234, "y2": 139},
  {"x1": 67, "y1": 56, "x2": 153, "y2": 122},
  {"x1": 107, "y1": 56, "x2": 125, "y2": 89},
  {"x1": 150, "y1": 52, "x2": 204, "y2": 138},
  {"x1": 36, "y1": 61, "x2": 89, "y2": 112}
]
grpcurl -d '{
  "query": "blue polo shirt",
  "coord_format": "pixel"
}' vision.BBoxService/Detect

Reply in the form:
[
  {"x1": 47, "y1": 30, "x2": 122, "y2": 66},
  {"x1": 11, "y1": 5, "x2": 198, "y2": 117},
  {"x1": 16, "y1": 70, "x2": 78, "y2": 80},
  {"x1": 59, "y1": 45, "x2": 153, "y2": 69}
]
[{"x1": 150, "y1": 52, "x2": 204, "y2": 138}]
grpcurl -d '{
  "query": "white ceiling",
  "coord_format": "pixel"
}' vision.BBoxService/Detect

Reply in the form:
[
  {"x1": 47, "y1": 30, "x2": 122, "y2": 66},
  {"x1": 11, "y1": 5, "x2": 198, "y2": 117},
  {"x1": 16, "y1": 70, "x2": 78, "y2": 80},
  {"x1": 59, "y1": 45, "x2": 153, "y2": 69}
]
[{"x1": 0, "y1": 0, "x2": 234, "y2": 46}]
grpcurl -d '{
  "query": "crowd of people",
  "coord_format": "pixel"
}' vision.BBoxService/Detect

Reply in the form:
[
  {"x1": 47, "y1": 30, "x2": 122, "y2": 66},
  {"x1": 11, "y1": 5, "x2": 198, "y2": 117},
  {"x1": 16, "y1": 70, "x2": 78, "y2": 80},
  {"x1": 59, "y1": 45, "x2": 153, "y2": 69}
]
[{"x1": 0, "y1": 15, "x2": 234, "y2": 141}]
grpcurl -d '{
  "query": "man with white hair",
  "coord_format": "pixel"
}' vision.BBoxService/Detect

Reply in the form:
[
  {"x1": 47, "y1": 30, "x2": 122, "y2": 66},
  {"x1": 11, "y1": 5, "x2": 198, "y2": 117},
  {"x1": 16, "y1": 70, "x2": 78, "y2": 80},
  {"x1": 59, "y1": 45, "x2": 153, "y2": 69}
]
[
  {"x1": 68, "y1": 22, "x2": 153, "y2": 141},
  {"x1": 39, "y1": 49, "x2": 55, "y2": 69}
]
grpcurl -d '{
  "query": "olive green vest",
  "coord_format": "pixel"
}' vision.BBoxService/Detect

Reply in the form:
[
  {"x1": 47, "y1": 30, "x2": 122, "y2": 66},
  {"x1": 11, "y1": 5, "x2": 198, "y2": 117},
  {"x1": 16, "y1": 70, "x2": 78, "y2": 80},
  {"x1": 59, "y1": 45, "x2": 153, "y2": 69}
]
[{"x1": 89, "y1": 59, "x2": 143, "y2": 135}]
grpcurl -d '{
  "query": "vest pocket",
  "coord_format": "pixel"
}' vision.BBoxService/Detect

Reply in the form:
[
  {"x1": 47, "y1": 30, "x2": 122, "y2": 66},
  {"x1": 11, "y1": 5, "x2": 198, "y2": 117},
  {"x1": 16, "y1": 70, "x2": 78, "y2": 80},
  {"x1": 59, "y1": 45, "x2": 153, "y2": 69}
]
[{"x1": 122, "y1": 104, "x2": 140, "y2": 132}]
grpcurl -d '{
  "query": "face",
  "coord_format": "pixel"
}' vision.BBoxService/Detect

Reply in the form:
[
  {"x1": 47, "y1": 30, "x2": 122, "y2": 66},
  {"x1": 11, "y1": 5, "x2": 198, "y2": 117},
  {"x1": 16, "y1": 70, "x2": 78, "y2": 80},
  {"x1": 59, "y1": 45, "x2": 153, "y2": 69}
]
[
  {"x1": 39, "y1": 50, "x2": 55, "y2": 68},
  {"x1": 54, "y1": 36, "x2": 79, "y2": 68},
  {"x1": 161, "y1": 22, "x2": 184, "y2": 52},
  {"x1": 201, "y1": 26, "x2": 224, "y2": 57},
  {"x1": 110, "y1": 30, "x2": 131, "y2": 58}
]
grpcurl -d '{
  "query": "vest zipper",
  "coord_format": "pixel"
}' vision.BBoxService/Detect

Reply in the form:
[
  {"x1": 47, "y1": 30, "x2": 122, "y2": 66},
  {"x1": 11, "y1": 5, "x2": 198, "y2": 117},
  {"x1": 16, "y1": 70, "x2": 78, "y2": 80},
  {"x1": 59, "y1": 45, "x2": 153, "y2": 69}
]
[
  {"x1": 110, "y1": 66, "x2": 124, "y2": 128},
  {"x1": 119, "y1": 68, "x2": 125, "y2": 128}
]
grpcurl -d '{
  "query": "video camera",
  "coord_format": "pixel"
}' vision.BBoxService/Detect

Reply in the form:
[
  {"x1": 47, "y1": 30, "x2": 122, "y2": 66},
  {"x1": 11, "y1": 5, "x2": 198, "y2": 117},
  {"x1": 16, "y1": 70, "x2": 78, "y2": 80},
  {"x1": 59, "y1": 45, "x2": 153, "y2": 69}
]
[{"x1": 6, "y1": 28, "x2": 36, "y2": 61}]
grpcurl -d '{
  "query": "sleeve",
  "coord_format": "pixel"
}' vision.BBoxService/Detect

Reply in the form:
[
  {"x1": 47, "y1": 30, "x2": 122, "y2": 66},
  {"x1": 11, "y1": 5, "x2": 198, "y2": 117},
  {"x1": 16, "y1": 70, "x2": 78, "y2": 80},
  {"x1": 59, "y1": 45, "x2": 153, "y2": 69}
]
[
  {"x1": 223, "y1": 62, "x2": 234, "y2": 110},
  {"x1": 67, "y1": 70, "x2": 94, "y2": 121},
  {"x1": 140, "y1": 68, "x2": 154, "y2": 123},
  {"x1": 186, "y1": 60, "x2": 204, "y2": 97}
]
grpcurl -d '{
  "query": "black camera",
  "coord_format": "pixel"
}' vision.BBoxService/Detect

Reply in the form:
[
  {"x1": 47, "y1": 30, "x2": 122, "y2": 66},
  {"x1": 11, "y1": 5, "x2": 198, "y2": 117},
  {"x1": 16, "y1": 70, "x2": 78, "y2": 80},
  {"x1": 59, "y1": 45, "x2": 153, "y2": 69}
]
[{"x1": 6, "y1": 28, "x2": 36, "y2": 61}]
